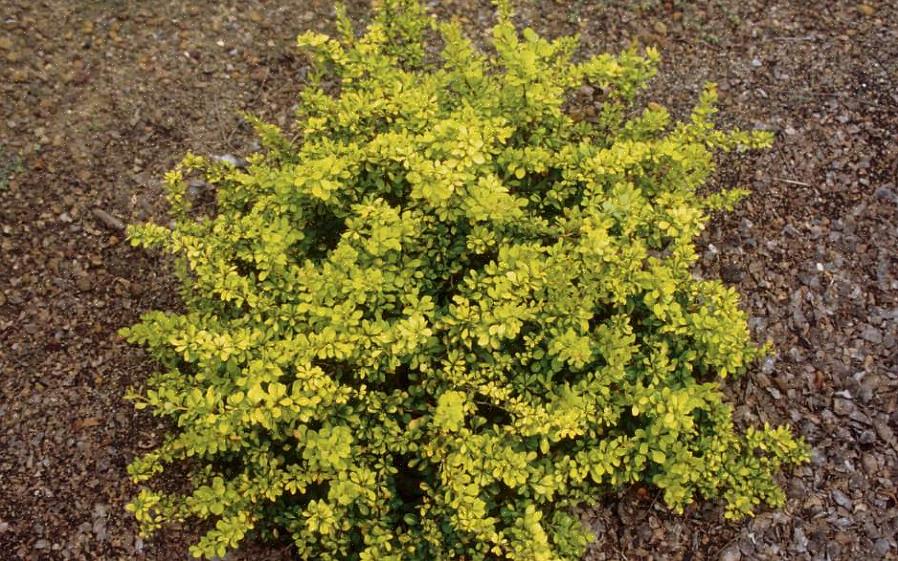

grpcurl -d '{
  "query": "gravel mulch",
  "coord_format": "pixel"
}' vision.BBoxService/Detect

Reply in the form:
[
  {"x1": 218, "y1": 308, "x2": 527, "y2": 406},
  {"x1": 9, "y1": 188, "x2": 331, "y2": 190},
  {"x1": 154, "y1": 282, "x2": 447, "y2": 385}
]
[{"x1": 1, "y1": 1, "x2": 896, "y2": 560}]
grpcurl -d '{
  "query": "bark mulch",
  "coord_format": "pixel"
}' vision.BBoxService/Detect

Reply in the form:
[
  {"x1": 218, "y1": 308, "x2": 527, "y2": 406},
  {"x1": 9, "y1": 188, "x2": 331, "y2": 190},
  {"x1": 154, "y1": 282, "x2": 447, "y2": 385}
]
[{"x1": 1, "y1": 1, "x2": 896, "y2": 560}]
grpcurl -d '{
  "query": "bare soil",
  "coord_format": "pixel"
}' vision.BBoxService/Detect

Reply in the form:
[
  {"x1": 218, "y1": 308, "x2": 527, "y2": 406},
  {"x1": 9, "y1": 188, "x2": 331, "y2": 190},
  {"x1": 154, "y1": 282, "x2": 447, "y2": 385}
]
[{"x1": 1, "y1": 1, "x2": 896, "y2": 560}]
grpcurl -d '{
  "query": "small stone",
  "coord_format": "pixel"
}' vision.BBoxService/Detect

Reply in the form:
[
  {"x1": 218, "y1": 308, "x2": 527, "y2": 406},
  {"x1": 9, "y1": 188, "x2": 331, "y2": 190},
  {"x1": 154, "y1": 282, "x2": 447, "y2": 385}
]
[
  {"x1": 751, "y1": 57, "x2": 762, "y2": 67},
  {"x1": 803, "y1": 494, "x2": 824, "y2": 512},
  {"x1": 0, "y1": 37, "x2": 12, "y2": 50},
  {"x1": 834, "y1": 531, "x2": 853, "y2": 545},
  {"x1": 93, "y1": 503, "x2": 108, "y2": 518},
  {"x1": 874, "y1": 185, "x2": 896, "y2": 202},
  {"x1": 784, "y1": 126, "x2": 798, "y2": 135},
  {"x1": 214, "y1": 154, "x2": 246, "y2": 168},
  {"x1": 76, "y1": 275, "x2": 92, "y2": 292},
  {"x1": 862, "y1": 453, "x2": 878, "y2": 474},
  {"x1": 833, "y1": 397, "x2": 854, "y2": 416},
  {"x1": 859, "y1": 384, "x2": 874, "y2": 403},
  {"x1": 92, "y1": 519, "x2": 107, "y2": 542},
  {"x1": 34, "y1": 539, "x2": 50, "y2": 550},
  {"x1": 750, "y1": 513, "x2": 773, "y2": 533},
  {"x1": 0, "y1": 292, "x2": 6, "y2": 306},
  {"x1": 831, "y1": 489, "x2": 853, "y2": 510},
  {"x1": 791, "y1": 526, "x2": 809, "y2": 553},
  {"x1": 873, "y1": 538, "x2": 891, "y2": 555},
  {"x1": 720, "y1": 545, "x2": 741, "y2": 561},
  {"x1": 653, "y1": 21, "x2": 667, "y2": 35},
  {"x1": 721, "y1": 265, "x2": 744, "y2": 283},
  {"x1": 874, "y1": 419, "x2": 894, "y2": 444},
  {"x1": 858, "y1": 4, "x2": 876, "y2": 16},
  {"x1": 781, "y1": 223, "x2": 800, "y2": 237},
  {"x1": 861, "y1": 325, "x2": 883, "y2": 344}
]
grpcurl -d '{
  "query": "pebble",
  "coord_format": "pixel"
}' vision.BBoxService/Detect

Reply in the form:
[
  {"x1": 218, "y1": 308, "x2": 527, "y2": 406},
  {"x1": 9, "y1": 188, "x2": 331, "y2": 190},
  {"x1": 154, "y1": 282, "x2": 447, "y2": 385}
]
[
  {"x1": 720, "y1": 545, "x2": 741, "y2": 561},
  {"x1": 76, "y1": 275, "x2": 92, "y2": 292},
  {"x1": 803, "y1": 494, "x2": 825, "y2": 512},
  {"x1": 92, "y1": 518, "x2": 107, "y2": 542},
  {"x1": 861, "y1": 453, "x2": 878, "y2": 474},
  {"x1": 874, "y1": 185, "x2": 896, "y2": 203},
  {"x1": 860, "y1": 325, "x2": 883, "y2": 344},
  {"x1": 721, "y1": 265, "x2": 744, "y2": 283},
  {"x1": 873, "y1": 538, "x2": 891, "y2": 555},
  {"x1": 874, "y1": 419, "x2": 894, "y2": 444},
  {"x1": 811, "y1": 448, "x2": 827, "y2": 466},
  {"x1": 787, "y1": 346, "x2": 803, "y2": 363},
  {"x1": 858, "y1": 3, "x2": 876, "y2": 16},
  {"x1": 833, "y1": 397, "x2": 855, "y2": 416},
  {"x1": 858, "y1": 384, "x2": 874, "y2": 403},
  {"x1": 34, "y1": 539, "x2": 50, "y2": 550},
  {"x1": 832, "y1": 489, "x2": 853, "y2": 510},
  {"x1": 791, "y1": 526, "x2": 809, "y2": 553},
  {"x1": 214, "y1": 154, "x2": 248, "y2": 168},
  {"x1": 215, "y1": 154, "x2": 239, "y2": 166},
  {"x1": 858, "y1": 430, "x2": 876, "y2": 445}
]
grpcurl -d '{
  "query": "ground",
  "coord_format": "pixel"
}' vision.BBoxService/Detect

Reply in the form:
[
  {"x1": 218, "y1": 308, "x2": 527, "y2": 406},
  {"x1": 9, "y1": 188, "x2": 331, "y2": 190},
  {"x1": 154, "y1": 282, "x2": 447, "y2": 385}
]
[{"x1": 0, "y1": 0, "x2": 896, "y2": 560}]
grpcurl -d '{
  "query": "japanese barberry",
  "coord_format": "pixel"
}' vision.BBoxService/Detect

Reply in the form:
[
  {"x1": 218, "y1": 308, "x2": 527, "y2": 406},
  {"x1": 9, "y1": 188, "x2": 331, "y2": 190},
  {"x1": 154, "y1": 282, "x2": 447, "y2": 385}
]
[{"x1": 121, "y1": 1, "x2": 809, "y2": 559}]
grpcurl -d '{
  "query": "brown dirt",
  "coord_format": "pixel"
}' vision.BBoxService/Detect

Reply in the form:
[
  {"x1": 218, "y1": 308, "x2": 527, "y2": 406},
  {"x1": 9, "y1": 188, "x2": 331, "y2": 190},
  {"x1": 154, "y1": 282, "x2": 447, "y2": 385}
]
[{"x1": 1, "y1": 1, "x2": 896, "y2": 560}]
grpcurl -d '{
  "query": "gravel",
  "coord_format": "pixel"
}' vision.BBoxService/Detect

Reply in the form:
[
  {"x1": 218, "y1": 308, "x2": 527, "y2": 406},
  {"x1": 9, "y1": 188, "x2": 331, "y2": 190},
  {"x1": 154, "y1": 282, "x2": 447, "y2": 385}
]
[{"x1": 1, "y1": 0, "x2": 896, "y2": 560}]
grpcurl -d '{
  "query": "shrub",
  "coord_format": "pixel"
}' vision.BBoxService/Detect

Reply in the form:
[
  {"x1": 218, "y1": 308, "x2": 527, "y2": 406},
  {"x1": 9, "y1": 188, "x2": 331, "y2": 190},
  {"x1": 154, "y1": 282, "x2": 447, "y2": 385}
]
[{"x1": 121, "y1": 1, "x2": 808, "y2": 559}]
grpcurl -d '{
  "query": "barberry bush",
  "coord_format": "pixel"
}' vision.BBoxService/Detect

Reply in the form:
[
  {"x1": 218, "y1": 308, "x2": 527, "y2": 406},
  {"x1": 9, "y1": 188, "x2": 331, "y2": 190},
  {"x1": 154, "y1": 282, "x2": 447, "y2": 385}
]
[{"x1": 121, "y1": 1, "x2": 808, "y2": 559}]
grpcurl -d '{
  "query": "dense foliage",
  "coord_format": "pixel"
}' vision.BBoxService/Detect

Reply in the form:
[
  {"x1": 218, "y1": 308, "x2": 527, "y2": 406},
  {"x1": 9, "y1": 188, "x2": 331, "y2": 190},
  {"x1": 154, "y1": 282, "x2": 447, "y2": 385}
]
[{"x1": 121, "y1": 1, "x2": 808, "y2": 559}]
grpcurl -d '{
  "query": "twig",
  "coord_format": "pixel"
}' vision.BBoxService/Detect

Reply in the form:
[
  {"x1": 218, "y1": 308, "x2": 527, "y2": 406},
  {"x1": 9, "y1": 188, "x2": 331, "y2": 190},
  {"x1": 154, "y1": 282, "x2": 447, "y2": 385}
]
[
  {"x1": 91, "y1": 208, "x2": 126, "y2": 231},
  {"x1": 774, "y1": 178, "x2": 811, "y2": 187},
  {"x1": 775, "y1": 35, "x2": 817, "y2": 42}
]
